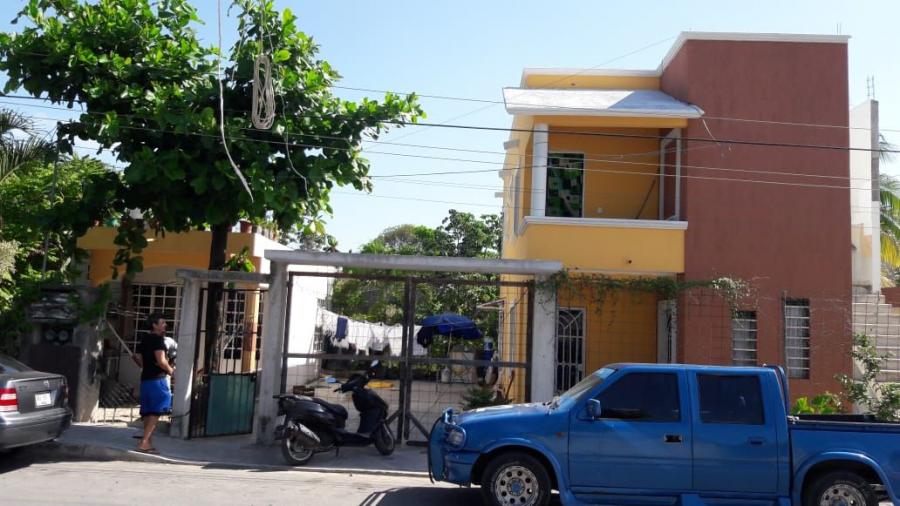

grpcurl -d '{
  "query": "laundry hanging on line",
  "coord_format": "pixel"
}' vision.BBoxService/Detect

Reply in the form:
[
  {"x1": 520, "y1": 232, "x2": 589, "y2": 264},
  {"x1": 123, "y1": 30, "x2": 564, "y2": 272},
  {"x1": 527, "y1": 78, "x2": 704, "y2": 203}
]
[{"x1": 315, "y1": 308, "x2": 427, "y2": 356}]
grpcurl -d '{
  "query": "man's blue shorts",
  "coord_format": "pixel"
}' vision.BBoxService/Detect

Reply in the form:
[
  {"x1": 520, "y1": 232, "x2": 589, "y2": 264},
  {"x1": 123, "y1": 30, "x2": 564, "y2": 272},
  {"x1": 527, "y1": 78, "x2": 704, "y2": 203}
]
[{"x1": 140, "y1": 377, "x2": 172, "y2": 417}]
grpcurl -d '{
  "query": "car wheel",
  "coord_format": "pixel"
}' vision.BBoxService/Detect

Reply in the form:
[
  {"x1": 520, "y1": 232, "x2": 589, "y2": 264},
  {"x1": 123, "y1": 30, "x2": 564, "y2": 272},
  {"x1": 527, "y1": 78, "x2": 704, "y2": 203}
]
[
  {"x1": 480, "y1": 451, "x2": 551, "y2": 506},
  {"x1": 280, "y1": 436, "x2": 315, "y2": 466},
  {"x1": 805, "y1": 470, "x2": 879, "y2": 506}
]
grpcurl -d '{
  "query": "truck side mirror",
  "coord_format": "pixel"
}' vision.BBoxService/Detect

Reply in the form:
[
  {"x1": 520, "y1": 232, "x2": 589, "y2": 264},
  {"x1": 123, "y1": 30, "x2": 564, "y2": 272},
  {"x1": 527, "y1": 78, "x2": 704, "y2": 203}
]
[{"x1": 587, "y1": 399, "x2": 603, "y2": 419}]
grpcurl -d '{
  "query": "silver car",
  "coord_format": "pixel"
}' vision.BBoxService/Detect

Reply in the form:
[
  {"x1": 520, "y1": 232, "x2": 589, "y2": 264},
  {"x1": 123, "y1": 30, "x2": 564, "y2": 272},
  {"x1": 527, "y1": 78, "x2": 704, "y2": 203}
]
[{"x1": 0, "y1": 354, "x2": 72, "y2": 451}]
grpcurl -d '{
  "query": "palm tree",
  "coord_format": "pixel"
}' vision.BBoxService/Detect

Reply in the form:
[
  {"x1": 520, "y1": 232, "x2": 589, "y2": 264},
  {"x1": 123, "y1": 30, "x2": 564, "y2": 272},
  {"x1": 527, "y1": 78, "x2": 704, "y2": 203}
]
[
  {"x1": 0, "y1": 109, "x2": 52, "y2": 186},
  {"x1": 0, "y1": 108, "x2": 52, "y2": 279},
  {"x1": 881, "y1": 174, "x2": 900, "y2": 265},
  {"x1": 880, "y1": 135, "x2": 900, "y2": 271}
]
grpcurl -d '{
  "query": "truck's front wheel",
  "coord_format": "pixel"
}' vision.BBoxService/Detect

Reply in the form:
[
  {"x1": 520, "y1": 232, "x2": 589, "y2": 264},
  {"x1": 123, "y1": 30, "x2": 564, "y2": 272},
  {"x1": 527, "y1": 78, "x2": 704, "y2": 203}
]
[
  {"x1": 480, "y1": 452, "x2": 551, "y2": 506},
  {"x1": 805, "y1": 470, "x2": 879, "y2": 506}
]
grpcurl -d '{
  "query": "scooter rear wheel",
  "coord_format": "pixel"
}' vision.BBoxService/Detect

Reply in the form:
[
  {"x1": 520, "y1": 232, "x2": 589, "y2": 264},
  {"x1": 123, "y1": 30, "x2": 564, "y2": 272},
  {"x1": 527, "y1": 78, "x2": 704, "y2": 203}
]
[
  {"x1": 373, "y1": 424, "x2": 395, "y2": 456},
  {"x1": 281, "y1": 436, "x2": 315, "y2": 466}
]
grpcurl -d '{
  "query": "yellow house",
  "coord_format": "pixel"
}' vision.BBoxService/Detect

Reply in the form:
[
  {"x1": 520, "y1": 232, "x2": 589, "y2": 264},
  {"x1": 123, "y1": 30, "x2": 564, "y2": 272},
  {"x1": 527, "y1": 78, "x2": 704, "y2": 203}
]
[
  {"x1": 77, "y1": 225, "x2": 291, "y2": 390},
  {"x1": 499, "y1": 68, "x2": 696, "y2": 395},
  {"x1": 499, "y1": 33, "x2": 860, "y2": 403}
]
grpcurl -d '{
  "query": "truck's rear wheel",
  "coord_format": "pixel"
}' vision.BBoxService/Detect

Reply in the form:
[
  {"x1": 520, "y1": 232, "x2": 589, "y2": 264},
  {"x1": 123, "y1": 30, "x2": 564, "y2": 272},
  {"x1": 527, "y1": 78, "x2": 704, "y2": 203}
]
[
  {"x1": 805, "y1": 470, "x2": 879, "y2": 506},
  {"x1": 480, "y1": 452, "x2": 550, "y2": 506}
]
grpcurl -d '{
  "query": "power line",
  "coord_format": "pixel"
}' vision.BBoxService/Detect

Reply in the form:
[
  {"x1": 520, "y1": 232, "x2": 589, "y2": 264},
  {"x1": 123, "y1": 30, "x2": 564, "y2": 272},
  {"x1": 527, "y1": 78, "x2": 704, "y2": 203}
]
[
  {"x1": 70, "y1": 138, "x2": 872, "y2": 196},
  {"x1": 378, "y1": 119, "x2": 900, "y2": 155},
  {"x1": 6, "y1": 43, "x2": 899, "y2": 135},
  {"x1": 5, "y1": 101, "x2": 892, "y2": 184},
  {"x1": 59, "y1": 147, "x2": 889, "y2": 233},
  {"x1": 1, "y1": 96, "x2": 695, "y2": 159},
  {"x1": 334, "y1": 85, "x2": 900, "y2": 135},
  {"x1": 36, "y1": 116, "x2": 886, "y2": 192},
  {"x1": 10, "y1": 95, "x2": 896, "y2": 155}
]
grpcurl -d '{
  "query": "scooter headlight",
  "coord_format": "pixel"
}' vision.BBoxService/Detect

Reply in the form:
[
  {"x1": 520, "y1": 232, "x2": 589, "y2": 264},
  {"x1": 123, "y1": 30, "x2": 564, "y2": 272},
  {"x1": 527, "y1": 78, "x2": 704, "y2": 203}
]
[{"x1": 445, "y1": 425, "x2": 466, "y2": 448}]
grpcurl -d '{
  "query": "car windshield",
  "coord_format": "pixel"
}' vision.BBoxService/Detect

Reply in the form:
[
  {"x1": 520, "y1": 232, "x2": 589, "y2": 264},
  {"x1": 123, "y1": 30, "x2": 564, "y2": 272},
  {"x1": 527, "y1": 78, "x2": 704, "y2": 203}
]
[
  {"x1": 0, "y1": 354, "x2": 31, "y2": 374},
  {"x1": 556, "y1": 367, "x2": 616, "y2": 403}
]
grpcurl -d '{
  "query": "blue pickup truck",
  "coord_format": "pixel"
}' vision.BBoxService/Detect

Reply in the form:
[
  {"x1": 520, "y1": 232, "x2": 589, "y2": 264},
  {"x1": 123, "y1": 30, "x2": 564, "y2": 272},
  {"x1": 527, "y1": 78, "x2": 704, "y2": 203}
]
[{"x1": 428, "y1": 364, "x2": 900, "y2": 505}]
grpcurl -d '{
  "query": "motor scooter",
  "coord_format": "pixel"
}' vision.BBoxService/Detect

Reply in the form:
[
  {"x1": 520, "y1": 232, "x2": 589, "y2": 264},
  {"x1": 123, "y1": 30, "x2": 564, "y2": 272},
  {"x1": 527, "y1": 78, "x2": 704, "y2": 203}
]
[{"x1": 274, "y1": 360, "x2": 395, "y2": 465}]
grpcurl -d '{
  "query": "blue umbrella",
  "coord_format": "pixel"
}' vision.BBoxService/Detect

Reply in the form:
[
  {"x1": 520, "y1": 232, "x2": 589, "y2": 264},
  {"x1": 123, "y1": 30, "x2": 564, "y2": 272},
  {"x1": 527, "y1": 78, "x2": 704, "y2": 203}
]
[{"x1": 416, "y1": 313, "x2": 483, "y2": 348}]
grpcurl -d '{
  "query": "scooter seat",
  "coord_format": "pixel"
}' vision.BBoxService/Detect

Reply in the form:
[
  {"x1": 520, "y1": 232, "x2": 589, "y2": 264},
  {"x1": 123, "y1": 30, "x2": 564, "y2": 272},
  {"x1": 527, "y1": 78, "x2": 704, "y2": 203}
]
[{"x1": 314, "y1": 399, "x2": 348, "y2": 420}]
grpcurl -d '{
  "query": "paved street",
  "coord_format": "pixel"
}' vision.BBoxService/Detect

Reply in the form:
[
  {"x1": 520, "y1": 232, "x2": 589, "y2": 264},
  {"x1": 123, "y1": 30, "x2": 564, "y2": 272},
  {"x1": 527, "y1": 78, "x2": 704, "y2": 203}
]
[{"x1": 0, "y1": 449, "x2": 495, "y2": 506}]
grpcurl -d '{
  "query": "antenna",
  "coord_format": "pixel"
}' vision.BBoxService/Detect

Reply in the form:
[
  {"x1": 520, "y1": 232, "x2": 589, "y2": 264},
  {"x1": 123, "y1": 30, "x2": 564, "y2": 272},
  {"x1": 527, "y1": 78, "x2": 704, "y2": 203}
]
[{"x1": 866, "y1": 76, "x2": 876, "y2": 99}]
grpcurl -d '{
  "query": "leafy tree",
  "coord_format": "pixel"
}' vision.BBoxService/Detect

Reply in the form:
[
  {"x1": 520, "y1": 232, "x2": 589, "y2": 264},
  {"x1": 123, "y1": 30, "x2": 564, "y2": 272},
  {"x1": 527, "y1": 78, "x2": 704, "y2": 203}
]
[
  {"x1": 0, "y1": 240, "x2": 16, "y2": 283},
  {"x1": 435, "y1": 210, "x2": 502, "y2": 258},
  {"x1": 330, "y1": 211, "x2": 502, "y2": 350},
  {"x1": 0, "y1": 0, "x2": 422, "y2": 367},
  {"x1": 0, "y1": 157, "x2": 120, "y2": 353},
  {"x1": 837, "y1": 333, "x2": 900, "y2": 421},
  {"x1": 360, "y1": 225, "x2": 443, "y2": 256}
]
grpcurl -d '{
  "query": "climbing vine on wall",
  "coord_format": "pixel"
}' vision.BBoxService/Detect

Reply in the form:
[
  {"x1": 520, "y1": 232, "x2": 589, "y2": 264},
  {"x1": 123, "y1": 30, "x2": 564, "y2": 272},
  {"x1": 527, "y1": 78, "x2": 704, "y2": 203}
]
[{"x1": 537, "y1": 270, "x2": 751, "y2": 317}]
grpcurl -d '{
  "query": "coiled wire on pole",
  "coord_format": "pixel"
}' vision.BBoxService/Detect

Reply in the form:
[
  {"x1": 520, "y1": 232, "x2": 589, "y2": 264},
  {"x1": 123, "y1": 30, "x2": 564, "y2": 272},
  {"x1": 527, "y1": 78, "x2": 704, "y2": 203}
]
[{"x1": 252, "y1": 53, "x2": 276, "y2": 130}]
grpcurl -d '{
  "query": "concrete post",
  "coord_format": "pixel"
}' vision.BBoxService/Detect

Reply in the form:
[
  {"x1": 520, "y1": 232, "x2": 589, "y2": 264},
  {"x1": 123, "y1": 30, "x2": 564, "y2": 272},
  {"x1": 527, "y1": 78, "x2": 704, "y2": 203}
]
[
  {"x1": 531, "y1": 123, "x2": 549, "y2": 217},
  {"x1": 870, "y1": 100, "x2": 881, "y2": 293},
  {"x1": 170, "y1": 277, "x2": 200, "y2": 439},
  {"x1": 531, "y1": 275, "x2": 557, "y2": 402},
  {"x1": 254, "y1": 261, "x2": 289, "y2": 444}
]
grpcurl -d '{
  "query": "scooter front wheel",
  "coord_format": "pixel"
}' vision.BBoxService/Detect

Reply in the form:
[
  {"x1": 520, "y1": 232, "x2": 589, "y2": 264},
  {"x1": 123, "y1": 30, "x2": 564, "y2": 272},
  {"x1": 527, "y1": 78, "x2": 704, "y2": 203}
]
[
  {"x1": 373, "y1": 424, "x2": 395, "y2": 456},
  {"x1": 281, "y1": 436, "x2": 315, "y2": 466}
]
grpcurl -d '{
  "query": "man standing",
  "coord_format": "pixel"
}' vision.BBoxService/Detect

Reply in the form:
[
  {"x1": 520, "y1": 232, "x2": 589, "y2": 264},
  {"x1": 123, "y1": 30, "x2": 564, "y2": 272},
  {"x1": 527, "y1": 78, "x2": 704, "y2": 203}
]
[{"x1": 134, "y1": 312, "x2": 174, "y2": 453}]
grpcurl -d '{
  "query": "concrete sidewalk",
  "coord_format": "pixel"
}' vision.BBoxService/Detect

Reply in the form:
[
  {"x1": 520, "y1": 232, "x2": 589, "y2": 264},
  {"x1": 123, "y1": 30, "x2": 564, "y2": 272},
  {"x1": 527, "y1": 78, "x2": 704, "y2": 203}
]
[{"x1": 32, "y1": 423, "x2": 429, "y2": 478}]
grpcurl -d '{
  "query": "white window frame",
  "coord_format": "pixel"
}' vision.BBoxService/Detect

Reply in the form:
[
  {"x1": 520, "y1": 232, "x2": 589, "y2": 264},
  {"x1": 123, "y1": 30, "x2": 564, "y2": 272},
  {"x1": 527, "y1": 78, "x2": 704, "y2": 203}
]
[
  {"x1": 513, "y1": 165, "x2": 522, "y2": 237},
  {"x1": 658, "y1": 129, "x2": 682, "y2": 221},
  {"x1": 784, "y1": 299, "x2": 811, "y2": 379},
  {"x1": 130, "y1": 283, "x2": 182, "y2": 350},
  {"x1": 555, "y1": 307, "x2": 587, "y2": 394},
  {"x1": 732, "y1": 310, "x2": 758, "y2": 366},
  {"x1": 222, "y1": 291, "x2": 248, "y2": 361}
]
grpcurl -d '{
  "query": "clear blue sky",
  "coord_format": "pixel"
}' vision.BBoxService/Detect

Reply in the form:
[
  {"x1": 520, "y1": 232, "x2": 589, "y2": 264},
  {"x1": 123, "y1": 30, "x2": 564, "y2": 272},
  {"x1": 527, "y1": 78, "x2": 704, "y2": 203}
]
[{"x1": 3, "y1": 1, "x2": 898, "y2": 250}]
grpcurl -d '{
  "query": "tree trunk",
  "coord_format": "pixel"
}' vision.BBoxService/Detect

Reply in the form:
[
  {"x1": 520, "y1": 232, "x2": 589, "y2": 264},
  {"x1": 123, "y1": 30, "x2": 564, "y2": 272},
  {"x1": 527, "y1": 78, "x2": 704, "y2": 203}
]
[{"x1": 203, "y1": 222, "x2": 229, "y2": 374}]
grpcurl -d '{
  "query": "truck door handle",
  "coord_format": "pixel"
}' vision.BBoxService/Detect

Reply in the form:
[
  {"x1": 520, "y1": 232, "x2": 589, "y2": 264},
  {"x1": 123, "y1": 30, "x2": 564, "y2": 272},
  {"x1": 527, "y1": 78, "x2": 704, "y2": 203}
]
[
  {"x1": 664, "y1": 434, "x2": 683, "y2": 443},
  {"x1": 748, "y1": 437, "x2": 766, "y2": 446}
]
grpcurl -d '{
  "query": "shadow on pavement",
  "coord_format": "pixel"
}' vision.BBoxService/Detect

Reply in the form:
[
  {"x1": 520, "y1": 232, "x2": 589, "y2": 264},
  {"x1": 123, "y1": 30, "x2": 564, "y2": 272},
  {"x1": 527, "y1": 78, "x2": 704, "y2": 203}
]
[
  {"x1": 358, "y1": 487, "x2": 562, "y2": 506},
  {"x1": 0, "y1": 442, "x2": 111, "y2": 474}
]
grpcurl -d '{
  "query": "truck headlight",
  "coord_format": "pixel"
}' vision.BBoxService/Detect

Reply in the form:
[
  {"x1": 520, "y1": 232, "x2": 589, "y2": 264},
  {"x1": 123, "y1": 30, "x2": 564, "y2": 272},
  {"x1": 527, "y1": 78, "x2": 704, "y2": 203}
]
[{"x1": 445, "y1": 425, "x2": 466, "y2": 448}]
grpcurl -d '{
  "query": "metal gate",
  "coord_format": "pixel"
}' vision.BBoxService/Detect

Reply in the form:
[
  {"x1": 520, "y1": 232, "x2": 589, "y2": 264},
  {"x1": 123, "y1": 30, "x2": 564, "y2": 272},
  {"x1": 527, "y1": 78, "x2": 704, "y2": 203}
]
[
  {"x1": 555, "y1": 308, "x2": 585, "y2": 394},
  {"x1": 189, "y1": 287, "x2": 267, "y2": 438},
  {"x1": 280, "y1": 272, "x2": 533, "y2": 444}
]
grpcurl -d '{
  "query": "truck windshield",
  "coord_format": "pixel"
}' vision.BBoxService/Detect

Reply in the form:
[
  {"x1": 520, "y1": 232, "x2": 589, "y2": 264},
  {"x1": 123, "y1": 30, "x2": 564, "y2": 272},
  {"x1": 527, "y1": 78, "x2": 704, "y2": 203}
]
[{"x1": 559, "y1": 367, "x2": 616, "y2": 402}]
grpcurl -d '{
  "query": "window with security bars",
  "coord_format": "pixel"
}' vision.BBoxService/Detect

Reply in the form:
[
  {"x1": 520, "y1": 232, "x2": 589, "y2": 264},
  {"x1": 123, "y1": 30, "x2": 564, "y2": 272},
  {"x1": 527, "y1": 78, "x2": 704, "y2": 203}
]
[
  {"x1": 130, "y1": 284, "x2": 181, "y2": 350},
  {"x1": 546, "y1": 153, "x2": 584, "y2": 218},
  {"x1": 255, "y1": 295, "x2": 264, "y2": 361},
  {"x1": 732, "y1": 311, "x2": 758, "y2": 366},
  {"x1": 555, "y1": 308, "x2": 585, "y2": 394},
  {"x1": 222, "y1": 291, "x2": 247, "y2": 360},
  {"x1": 784, "y1": 299, "x2": 811, "y2": 379}
]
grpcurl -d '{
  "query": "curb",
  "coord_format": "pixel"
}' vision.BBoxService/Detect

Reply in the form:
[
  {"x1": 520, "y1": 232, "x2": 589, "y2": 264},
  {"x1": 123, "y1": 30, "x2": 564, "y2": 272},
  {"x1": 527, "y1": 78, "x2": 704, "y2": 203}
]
[{"x1": 28, "y1": 441, "x2": 430, "y2": 479}]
